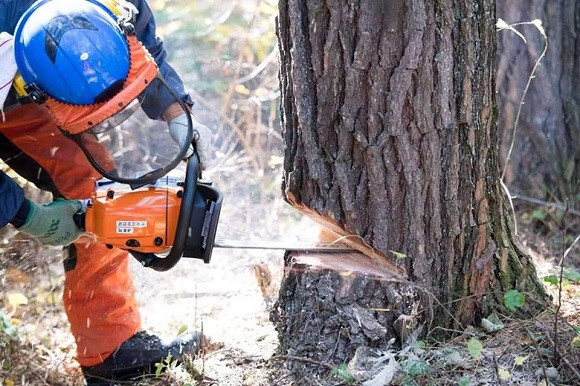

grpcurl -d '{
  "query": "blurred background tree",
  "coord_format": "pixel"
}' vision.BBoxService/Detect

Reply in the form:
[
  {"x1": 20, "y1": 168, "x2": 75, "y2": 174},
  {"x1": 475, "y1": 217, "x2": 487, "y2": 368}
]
[
  {"x1": 497, "y1": 0, "x2": 578, "y2": 258},
  {"x1": 497, "y1": 0, "x2": 578, "y2": 206}
]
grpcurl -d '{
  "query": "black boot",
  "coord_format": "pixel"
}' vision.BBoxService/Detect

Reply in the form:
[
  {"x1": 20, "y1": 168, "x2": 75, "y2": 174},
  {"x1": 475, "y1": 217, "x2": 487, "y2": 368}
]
[{"x1": 82, "y1": 331, "x2": 201, "y2": 385}]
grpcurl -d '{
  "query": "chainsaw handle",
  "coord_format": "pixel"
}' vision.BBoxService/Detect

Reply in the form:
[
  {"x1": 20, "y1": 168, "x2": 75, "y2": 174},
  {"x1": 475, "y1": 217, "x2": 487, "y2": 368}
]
[{"x1": 131, "y1": 155, "x2": 199, "y2": 271}]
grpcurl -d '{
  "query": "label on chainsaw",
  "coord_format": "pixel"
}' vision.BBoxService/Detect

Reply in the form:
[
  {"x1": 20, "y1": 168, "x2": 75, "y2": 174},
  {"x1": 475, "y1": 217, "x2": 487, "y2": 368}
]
[{"x1": 116, "y1": 220, "x2": 147, "y2": 234}]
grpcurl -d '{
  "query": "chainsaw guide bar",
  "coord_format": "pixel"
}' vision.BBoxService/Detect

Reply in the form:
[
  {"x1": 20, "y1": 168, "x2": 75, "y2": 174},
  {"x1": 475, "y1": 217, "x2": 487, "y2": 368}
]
[{"x1": 214, "y1": 239, "x2": 357, "y2": 253}]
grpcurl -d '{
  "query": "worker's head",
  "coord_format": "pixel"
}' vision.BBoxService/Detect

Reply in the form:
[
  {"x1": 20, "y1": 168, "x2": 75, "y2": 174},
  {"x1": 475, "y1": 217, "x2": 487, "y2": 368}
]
[
  {"x1": 13, "y1": 0, "x2": 193, "y2": 185},
  {"x1": 14, "y1": 0, "x2": 132, "y2": 105}
]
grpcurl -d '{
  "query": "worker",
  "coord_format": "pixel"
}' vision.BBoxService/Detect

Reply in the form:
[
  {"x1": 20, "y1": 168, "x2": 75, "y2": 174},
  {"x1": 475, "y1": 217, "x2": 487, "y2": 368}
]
[{"x1": 0, "y1": 0, "x2": 212, "y2": 383}]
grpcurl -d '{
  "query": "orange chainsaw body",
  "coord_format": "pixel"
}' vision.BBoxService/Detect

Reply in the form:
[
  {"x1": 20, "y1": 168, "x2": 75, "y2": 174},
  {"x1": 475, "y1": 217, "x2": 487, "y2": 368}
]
[{"x1": 84, "y1": 181, "x2": 182, "y2": 253}]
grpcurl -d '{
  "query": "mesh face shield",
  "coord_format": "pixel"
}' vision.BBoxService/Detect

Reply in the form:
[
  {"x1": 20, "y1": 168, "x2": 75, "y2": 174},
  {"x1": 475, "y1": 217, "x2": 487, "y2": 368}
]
[
  {"x1": 43, "y1": 36, "x2": 193, "y2": 186},
  {"x1": 73, "y1": 92, "x2": 192, "y2": 185}
]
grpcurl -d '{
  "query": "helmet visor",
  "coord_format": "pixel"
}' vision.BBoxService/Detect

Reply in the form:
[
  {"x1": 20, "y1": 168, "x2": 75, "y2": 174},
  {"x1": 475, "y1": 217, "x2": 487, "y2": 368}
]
[{"x1": 74, "y1": 94, "x2": 192, "y2": 185}]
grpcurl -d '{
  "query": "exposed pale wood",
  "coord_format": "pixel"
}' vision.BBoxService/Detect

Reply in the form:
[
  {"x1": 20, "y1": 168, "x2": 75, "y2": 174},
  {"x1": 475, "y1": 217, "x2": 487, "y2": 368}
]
[
  {"x1": 292, "y1": 252, "x2": 405, "y2": 281},
  {"x1": 286, "y1": 199, "x2": 407, "y2": 276}
]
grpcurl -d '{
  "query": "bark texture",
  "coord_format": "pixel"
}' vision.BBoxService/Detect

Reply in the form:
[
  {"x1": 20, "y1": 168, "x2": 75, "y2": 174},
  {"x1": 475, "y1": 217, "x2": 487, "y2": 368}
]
[
  {"x1": 497, "y1": 0, "x2": 579, "y2": 201},
  {"x1": 274, "y1": 0, "x2": 548, "y2": 376},
  {"x1": 271, "y1": 253, "x2": 425, "y2": 377}
]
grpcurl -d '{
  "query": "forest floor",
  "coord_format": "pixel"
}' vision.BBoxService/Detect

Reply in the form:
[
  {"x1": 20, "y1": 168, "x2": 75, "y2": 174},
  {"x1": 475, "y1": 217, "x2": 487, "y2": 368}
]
[{"x1": 0, "y1": 173, "x2": 578, "y2": 386}]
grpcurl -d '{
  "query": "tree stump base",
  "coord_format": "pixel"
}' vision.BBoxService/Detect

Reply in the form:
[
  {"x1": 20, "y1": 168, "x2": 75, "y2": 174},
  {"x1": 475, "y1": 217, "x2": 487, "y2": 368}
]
[{"x1": 271, "y1": 252, "x2": 428, "y2": 379}]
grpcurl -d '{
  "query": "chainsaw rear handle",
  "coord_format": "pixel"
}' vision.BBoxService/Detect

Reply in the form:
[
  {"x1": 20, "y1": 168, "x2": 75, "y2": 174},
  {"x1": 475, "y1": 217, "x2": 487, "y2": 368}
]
[{"x1": 130, "y1": 155, "x2": 200, "y2": 271}]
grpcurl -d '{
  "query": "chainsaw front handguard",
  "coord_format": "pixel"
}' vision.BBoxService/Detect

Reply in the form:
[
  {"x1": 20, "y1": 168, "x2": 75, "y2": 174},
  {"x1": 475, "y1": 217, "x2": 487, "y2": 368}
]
[{"x1": 130, "y1": 155, "x2": 222, "y2": 271}]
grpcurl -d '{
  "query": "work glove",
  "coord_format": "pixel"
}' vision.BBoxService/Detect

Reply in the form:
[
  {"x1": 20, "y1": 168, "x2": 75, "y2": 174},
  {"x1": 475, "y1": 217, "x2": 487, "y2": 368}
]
[
  {"x1": 18, "y1": 199, "x2": 84, "y2": 246},
  {"x1": 168, "y1": 113, "x2": 212, "y2": 167}
]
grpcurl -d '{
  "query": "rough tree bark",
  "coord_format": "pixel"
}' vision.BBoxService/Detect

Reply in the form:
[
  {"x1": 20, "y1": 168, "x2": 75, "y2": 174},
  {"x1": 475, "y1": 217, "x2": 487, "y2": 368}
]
[
  {"x1": 497, "y1": 0, "x2": 579, "y2": 201},
  {"x1": 272, "y1": 0, "x2": 548, "y2": 378}
]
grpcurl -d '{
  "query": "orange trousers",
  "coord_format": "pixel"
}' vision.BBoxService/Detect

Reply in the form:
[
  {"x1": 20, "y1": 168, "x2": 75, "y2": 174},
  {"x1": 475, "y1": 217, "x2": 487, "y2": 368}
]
[{"x1": 0, "y1": 104, "x2": 140, "y2": 366}]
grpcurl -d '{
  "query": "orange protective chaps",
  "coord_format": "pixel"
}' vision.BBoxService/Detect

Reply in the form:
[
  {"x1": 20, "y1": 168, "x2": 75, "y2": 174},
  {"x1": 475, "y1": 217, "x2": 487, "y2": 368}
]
[{"x1": 0, "y1": 104, "x2": 140, "y2": 366}]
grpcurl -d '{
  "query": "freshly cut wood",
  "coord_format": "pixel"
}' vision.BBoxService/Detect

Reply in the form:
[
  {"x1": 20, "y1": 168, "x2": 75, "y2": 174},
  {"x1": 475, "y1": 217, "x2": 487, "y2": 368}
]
[{"x1": 285, "y1": 202, "x2": 407, "y2": 275}]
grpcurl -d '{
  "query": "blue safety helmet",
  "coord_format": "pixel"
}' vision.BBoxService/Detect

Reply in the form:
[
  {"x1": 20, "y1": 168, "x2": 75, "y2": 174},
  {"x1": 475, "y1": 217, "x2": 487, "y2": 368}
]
[{"x1": 13, "y1": 0, "x2": 130, "y2": 105}]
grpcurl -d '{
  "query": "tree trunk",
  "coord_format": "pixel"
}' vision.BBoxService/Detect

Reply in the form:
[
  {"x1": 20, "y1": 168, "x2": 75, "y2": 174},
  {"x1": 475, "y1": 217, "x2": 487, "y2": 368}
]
[
  {"x1": 497, "y1": 0, "x2": 579, "y2": 201},
  {"x1": 272, "y1": 0, "x2": 548, "y2": 377}
]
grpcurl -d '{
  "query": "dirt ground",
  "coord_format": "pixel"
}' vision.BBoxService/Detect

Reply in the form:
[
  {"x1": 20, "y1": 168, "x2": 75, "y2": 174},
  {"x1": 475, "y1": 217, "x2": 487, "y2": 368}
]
[
  {"x1": 131, "y1": 241, "x2": 289, "y2": 385},
  {"x1": 0, "y1": 240, "x2": 292, "y2": 386},
  {"x1": 0, "y1": 168, "x2": 320, "y2": 386}
]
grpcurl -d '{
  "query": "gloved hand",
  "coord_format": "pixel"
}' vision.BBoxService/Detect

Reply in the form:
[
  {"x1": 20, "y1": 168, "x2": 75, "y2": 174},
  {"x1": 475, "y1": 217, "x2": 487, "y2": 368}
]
[
  {"x1": 18, "y1": 199, "x2": 84, "y2": 246},
  {"x1": 168, "y1": 113, "x2": 212, "y2": 167}
]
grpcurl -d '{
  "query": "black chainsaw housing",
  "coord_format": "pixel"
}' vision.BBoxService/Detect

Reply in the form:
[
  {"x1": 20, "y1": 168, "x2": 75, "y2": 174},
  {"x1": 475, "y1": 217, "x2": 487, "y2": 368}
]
[{"x1": 131, "y1": 156, "x2": 222, "y2": 271}]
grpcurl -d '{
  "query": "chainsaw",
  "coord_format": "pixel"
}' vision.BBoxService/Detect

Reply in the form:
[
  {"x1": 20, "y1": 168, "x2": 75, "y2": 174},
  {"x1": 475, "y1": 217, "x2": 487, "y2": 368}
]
[{"x1": 75, "y1": 155, "x2": 355, "y2": 271}]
